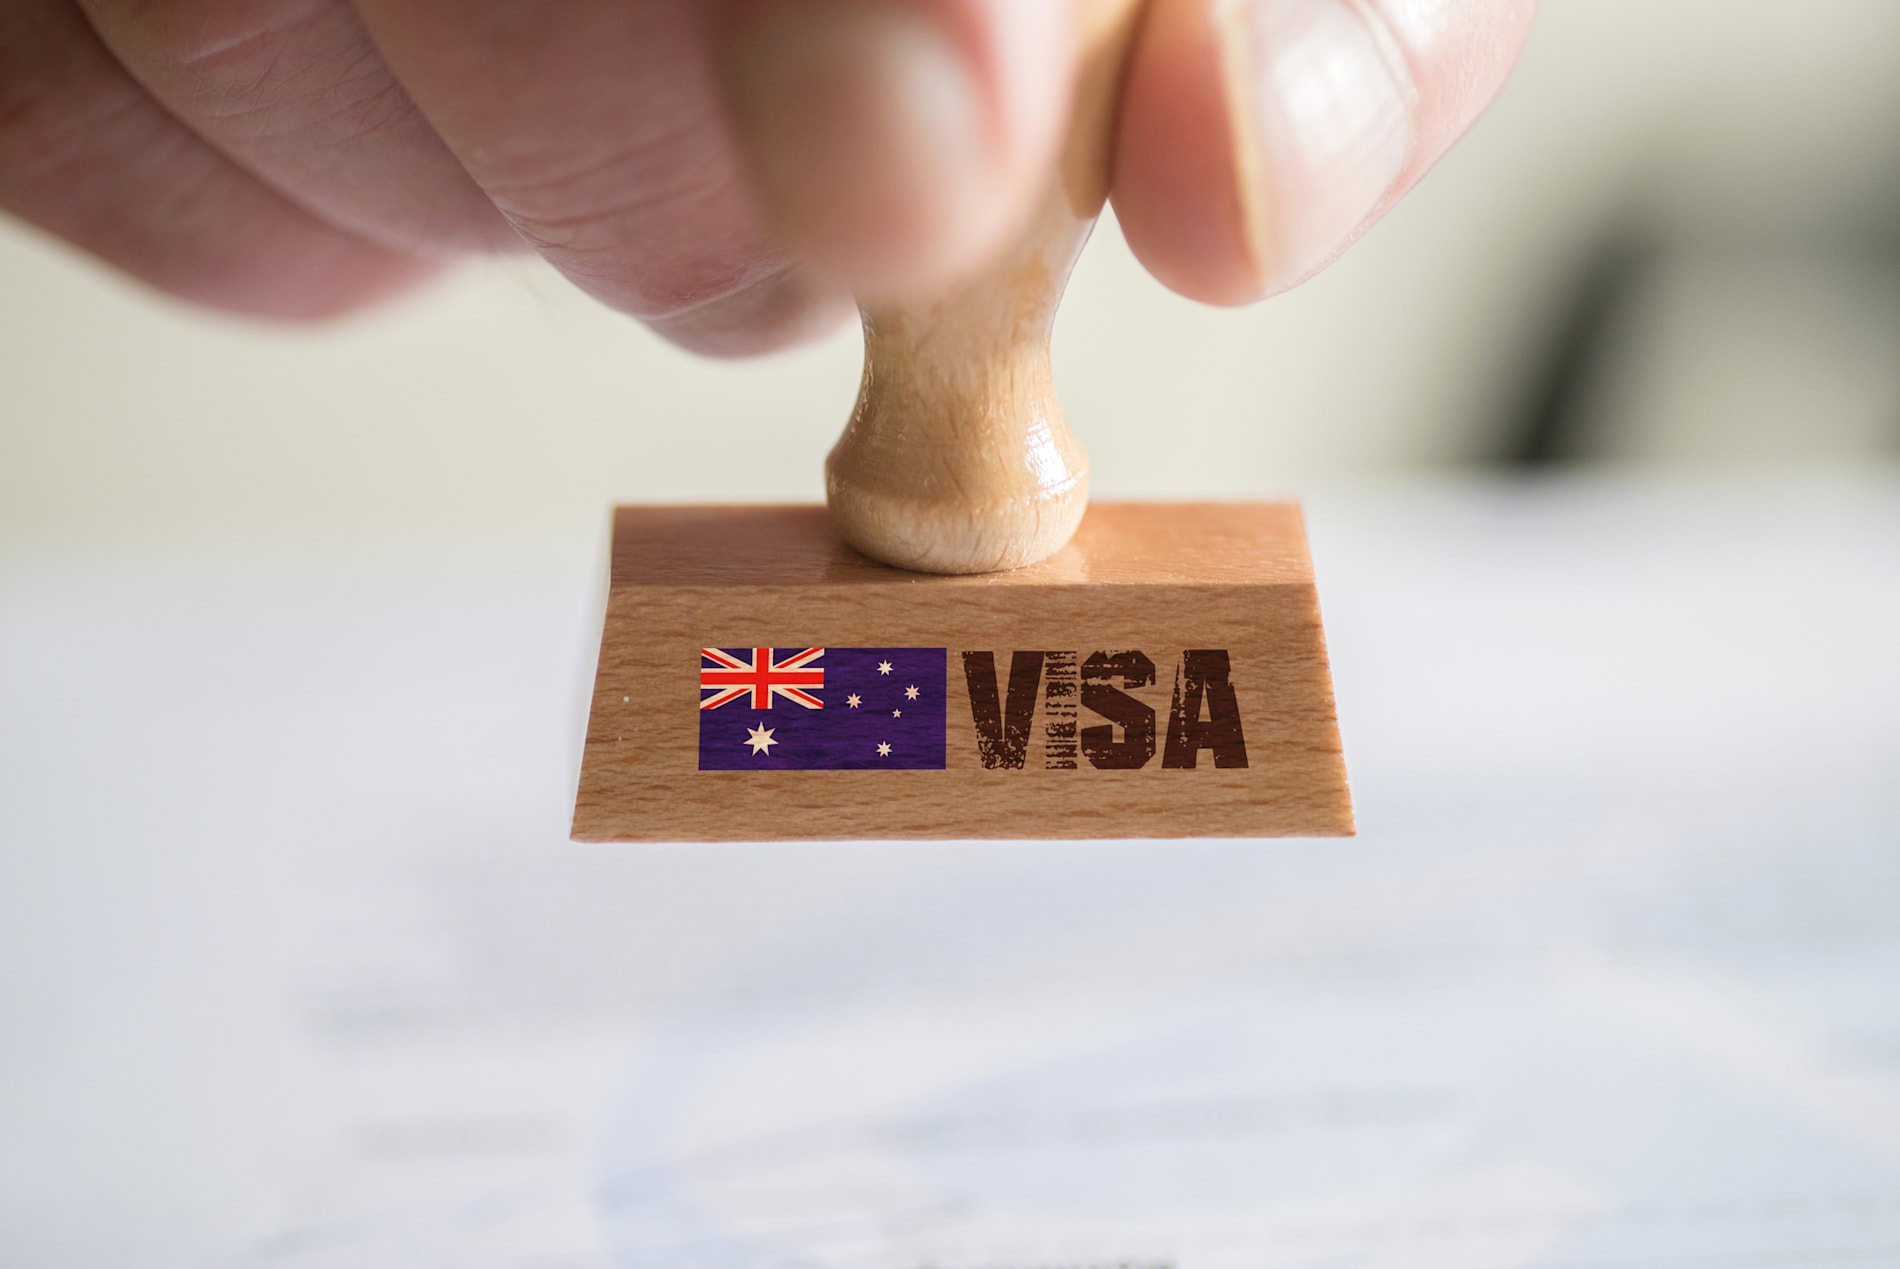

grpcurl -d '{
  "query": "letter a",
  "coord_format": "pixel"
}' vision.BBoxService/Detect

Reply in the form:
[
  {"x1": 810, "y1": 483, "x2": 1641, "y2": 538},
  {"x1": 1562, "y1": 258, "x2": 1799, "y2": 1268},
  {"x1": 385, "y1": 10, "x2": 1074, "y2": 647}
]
[
  {"x1": 1162, "y1": 650, "x2": 1249, "y2": 769},
  {"x1": 962, "y1": 651, "x2": 1044, "y2": 768}
]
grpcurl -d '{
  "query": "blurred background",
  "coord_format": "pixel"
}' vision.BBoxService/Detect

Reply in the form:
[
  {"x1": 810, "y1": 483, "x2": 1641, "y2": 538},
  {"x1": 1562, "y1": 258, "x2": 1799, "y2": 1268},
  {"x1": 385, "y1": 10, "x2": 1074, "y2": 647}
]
[
  {"x1": 4, "y1": 3, "x2": 1900, "y2": 1268},
  {"x1": 4, "y1": 0, "x2": 1899, "y2": 543}
]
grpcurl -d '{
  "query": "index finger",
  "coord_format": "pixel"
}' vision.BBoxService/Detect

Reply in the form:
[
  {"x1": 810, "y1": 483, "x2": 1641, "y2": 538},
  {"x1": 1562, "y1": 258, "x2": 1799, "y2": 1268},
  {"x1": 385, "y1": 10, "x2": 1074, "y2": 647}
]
[{"x1": 350, "y1": 0, "x2": 847, "y2": 356}]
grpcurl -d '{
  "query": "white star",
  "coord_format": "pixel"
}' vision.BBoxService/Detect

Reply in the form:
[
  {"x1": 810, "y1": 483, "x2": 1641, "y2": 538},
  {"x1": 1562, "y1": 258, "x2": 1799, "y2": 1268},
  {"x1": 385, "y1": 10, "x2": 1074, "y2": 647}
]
[
  {"x1": 891, "y1": 708, "x2": 902, "y2": 717},
  {"x1": 877, "y1": 660, "x2": 893, "y2": 675},
  {"x1": 846, "y1": 693, "x2": 862, "y2": 708},
  {"x1": 904, "y1": 685, "x2": 920, "y2": 700},
  {"x1": 744, "y1": 724, "x2": 777, "y2": 755},
  {"x1": 876, "y1": 741, "x2": 892, "y2": 757}
]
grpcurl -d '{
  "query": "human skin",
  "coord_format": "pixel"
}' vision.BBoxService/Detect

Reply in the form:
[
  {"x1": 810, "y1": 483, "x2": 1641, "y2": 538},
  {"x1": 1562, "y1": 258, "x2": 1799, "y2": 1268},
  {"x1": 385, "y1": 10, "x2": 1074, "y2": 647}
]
[{"x1": 0, "y1": 0, "x2": 1535, "y2": 354}]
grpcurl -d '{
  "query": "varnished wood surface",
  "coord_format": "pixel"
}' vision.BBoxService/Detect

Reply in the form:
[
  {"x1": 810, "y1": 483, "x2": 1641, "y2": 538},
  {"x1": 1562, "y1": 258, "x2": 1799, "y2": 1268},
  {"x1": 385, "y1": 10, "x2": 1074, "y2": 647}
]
[
  {"x1": 611, "y1": 502, "x2": 1316, "y2": 588},
  {"x1": 575, "y1": 502, "x2": 1353, "y2": 841}
]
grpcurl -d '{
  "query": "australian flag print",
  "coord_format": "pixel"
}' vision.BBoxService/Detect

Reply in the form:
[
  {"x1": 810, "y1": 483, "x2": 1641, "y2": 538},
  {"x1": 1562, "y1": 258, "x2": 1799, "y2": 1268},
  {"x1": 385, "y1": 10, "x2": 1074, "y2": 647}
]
[{"x1": 697, "y1": 647, "x2": 947, "y2": 771}]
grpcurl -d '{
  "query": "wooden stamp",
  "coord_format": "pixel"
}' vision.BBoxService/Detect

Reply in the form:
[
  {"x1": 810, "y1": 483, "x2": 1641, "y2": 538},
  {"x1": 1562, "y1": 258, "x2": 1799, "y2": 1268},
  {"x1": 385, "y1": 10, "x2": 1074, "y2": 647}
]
[
  {"x1": 572, "y1": 502, "x2": 1352, "y2": 841},
  {"x1": 573, "y1": 0, "x2": 1352, "y2": 840}
]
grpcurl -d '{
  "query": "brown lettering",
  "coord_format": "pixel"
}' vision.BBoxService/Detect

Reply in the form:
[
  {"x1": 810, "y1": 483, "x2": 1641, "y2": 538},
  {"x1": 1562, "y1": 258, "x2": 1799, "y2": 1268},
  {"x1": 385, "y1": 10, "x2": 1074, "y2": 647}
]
[
  {"x1": 1043, "y1": 650, "x2": 1078, "y2": 769},
  {"x1": 1080, "y1": 651, "x2": 1157, "y2": 770},
  {"x1": 1162, "y1": 649, "x2": 1248, "y2": 769},
  {"x1": 962, "y1": 651, "x2": 1044, "y2": 769}
]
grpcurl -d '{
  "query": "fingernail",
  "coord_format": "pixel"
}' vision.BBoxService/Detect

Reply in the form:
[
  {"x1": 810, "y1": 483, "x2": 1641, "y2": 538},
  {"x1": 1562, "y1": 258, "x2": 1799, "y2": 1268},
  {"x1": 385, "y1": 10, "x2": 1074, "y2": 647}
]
[
  {"x1": 1225, "y1": 0, "x2": 1416, "y2": 292},
  {"x1": 720, "y1": 2, "x2": 996, "y2": 299}
]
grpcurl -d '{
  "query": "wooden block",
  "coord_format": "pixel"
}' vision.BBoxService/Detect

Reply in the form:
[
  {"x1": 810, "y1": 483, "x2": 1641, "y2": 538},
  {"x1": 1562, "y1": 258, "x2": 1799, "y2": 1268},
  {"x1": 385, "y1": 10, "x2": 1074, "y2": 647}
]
[{"x1": 572, "y1": 502, "x2": 1353, "y2": 841}]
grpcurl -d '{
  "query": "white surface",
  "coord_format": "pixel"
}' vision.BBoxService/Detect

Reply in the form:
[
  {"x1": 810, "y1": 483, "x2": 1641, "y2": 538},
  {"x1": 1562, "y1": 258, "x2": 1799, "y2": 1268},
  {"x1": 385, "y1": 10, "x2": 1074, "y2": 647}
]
[{"x1": 4, "y1": 475, "x2": 1898, "y2": 1268}]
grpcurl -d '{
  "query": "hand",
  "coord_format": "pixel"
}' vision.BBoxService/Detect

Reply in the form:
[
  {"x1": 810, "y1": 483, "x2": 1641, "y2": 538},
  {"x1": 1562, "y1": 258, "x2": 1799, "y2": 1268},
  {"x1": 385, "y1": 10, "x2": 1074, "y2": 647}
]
[{"x1": 0, "y1": 0, "x2": 1534, "y2": 354}]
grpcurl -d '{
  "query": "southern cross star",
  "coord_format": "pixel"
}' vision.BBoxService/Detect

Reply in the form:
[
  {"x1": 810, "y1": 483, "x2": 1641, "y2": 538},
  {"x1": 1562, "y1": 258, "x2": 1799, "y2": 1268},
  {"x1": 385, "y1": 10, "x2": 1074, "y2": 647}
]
[
  {"x1": 904, "y1": 685, "x2": 920, "y2": 700},
  {"x1": 892, "y1": 709, "x2": 902, "y2": 717},
  {"x1": 846, "y1": 693, "x2": 862, "y2": 708},
  {"x1": 876, "y1": 660, "x2": 893, "y2": 675},
  {"x1": 876, "y1": 742, "x2": 892, "y2": 757},
  {"x1": 745, "y1": 724, "x2": 777, "y2": 755}
]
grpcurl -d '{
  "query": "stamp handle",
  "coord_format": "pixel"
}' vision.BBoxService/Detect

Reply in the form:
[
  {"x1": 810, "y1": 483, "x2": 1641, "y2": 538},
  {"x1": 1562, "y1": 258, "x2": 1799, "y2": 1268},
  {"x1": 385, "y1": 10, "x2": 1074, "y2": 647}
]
[{"x1": 824, "y1": 0, "x2": 1147, "y2": 574}]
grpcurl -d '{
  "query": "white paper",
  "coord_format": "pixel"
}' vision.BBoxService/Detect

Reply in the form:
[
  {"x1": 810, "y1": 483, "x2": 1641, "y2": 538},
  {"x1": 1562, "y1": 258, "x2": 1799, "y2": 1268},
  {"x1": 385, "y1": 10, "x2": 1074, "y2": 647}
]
[{"x1": 4, "y1": 475, "x2": 1898, "y2": 1268}]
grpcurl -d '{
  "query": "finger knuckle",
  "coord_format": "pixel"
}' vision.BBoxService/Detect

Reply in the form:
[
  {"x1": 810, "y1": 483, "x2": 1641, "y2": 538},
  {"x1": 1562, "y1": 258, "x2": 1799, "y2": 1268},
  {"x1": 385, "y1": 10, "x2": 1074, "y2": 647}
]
[{"x1": 492, "y1": 137, "x2": 773, "y2": 318}]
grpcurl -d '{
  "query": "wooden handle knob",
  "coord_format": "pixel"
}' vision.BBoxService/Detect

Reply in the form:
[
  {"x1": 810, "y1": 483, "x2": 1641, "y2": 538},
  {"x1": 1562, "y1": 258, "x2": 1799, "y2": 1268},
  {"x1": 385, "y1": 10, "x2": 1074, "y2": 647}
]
[{"x1": 825, "y1": 0, "x2": 1146, "y2": 574}]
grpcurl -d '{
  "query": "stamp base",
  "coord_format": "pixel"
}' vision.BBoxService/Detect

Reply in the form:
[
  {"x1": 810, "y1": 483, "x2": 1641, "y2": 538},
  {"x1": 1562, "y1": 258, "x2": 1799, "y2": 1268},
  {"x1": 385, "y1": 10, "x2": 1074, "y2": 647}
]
[{"x1": 572, "y1": 503, "x2": 1353, "y2": 841}]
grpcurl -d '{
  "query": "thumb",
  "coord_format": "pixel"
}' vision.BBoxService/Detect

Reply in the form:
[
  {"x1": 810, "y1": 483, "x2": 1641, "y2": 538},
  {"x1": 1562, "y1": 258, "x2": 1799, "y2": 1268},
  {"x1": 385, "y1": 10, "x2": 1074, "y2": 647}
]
[
  {"x1": 1113, "y1": 0, "x2": 1537, "y2": 305},
  {"x1": 707, "y1": 0, "x2": 1074, "y2": 305}
]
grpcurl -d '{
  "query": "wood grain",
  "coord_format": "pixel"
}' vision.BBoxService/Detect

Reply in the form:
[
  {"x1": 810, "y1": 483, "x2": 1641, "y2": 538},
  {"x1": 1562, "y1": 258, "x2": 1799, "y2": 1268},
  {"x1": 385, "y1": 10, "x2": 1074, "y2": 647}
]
[{"x1": 573, "y1": 502, "x2": 1353, "y2": 841}]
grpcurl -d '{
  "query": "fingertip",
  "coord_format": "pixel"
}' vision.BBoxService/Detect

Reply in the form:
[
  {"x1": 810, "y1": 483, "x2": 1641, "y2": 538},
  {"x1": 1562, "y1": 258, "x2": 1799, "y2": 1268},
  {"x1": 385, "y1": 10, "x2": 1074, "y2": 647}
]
[
  {"x1": 1117, "y1": 0, "x2": 1417, "y2": 304},
  {"x1": 1115, "y1": 0, "x2": 1534, "y2": 305},
  {"x1": 1112, "y1": 0, "x2": 1266, "y2": 307},
  {"x1": 710, "y1": 0, "x2": 1073, "y2": 303}
]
